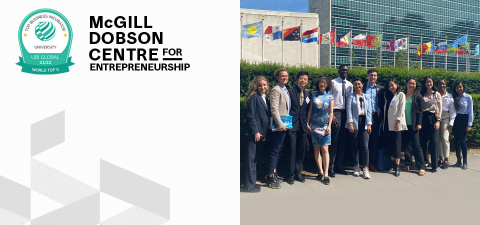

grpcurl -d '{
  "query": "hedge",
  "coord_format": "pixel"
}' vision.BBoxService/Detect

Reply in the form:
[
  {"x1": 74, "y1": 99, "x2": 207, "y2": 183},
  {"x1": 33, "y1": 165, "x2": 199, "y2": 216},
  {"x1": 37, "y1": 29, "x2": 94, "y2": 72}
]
[{"x1": 240, "y1": 60, "x2": 480, "y2": 145}]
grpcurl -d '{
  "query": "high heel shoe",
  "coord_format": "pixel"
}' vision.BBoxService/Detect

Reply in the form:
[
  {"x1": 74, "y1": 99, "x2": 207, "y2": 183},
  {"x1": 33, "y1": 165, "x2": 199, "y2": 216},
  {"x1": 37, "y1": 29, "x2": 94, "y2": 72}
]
[
  {"x1": 394, "y1": 165, "x2": 400, "y2": 177},
  {"x1": 453, "y1": 158, "x2": 462, "y2": 167}
]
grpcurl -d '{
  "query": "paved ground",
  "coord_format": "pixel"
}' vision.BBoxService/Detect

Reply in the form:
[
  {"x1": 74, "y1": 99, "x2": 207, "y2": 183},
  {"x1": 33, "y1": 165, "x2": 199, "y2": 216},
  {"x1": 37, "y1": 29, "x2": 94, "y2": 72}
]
[{"x1": 241, "y1": 152, "x2": 480, "y2": 225}]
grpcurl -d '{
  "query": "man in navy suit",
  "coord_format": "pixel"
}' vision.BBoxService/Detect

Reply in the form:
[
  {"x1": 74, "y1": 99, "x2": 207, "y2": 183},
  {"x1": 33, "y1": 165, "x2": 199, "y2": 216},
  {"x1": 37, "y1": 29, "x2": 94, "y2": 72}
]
[
  {"x1": 362, "y1": 68, "x2": 385, "y2": 172},
  {"x1": 286, "y1": 70, "x2": 311, "y2": 184}
]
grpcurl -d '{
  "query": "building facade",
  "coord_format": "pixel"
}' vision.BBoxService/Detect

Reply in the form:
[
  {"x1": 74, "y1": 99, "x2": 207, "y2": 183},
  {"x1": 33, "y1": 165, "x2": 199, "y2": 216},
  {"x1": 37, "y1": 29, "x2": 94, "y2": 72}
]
[{"x1": 309, "y1": 0, "x2": 480, "y2": 71}]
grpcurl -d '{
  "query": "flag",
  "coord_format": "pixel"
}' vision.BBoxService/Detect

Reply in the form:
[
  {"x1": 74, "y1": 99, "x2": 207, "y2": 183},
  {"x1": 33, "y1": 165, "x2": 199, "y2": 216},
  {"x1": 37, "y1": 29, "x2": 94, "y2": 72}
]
[
  {"x1": 387, "y1": 38, "x2": 407, "y2": 51},
  {"x1": 242, "y1": 21, "x2": 262, "y2": 39},
  {"x1": 336, "y1": 32, "x2": 350, "y2": 47},
  {"x1": 352, "y1": 34, "x2": 367, "y2": 46},
  {"x1": 417, "y1": 41, "x2": 433, "y2": 58},
  {"x1": 301, "y1": 27, "x2": 318, "y2": 43},
  {"x1": 283, "y1": 26, "x2": 300, "y2": 41},
  {"x1": 458, "y1": 43, "x2": 469, "y2": 55},
  {"x1": 455, "y1": 35, "x2": 467, "y2": 45},
  {"x1": 435, "y1": 42, "x2": 448, "y2": 53},
  {"x1": 367, "y1": 34, "x2": 381, "y2": 47},
  {"x1": 447, "y1": 43, "x2": 459, "y2": 53},
  {"x1": 264, "y1": 25, "x2": 282, "y2": 41},
  {"x1": 475, "y1": 44, "x2": 479, "y2": 56},
  {"x1": 417, "y1": 43, "x2": 423, "y2": 59},
  {"x1": 319, "y1": 30, "x2": 334, "y2": 44}
]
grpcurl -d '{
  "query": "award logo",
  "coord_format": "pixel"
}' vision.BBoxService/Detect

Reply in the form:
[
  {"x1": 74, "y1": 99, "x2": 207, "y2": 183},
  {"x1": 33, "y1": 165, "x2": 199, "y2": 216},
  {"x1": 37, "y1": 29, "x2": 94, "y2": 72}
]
[{"x1": 17, "y1": 9, "x2": 74, "y2": 74}]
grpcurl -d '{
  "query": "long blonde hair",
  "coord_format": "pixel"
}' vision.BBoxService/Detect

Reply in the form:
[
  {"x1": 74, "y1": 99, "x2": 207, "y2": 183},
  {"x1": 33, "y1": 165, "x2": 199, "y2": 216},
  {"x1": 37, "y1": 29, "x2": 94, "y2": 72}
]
[{"x1": 246, "y1": 76, "x2": 270, "y2": 102}]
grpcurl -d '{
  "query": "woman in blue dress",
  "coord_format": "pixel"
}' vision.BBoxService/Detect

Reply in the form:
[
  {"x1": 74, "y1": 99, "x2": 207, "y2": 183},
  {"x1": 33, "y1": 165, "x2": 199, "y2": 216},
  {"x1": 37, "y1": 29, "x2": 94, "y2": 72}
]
[{"x1": 307, "y1": 76, "x2": 334, "y2": 185}]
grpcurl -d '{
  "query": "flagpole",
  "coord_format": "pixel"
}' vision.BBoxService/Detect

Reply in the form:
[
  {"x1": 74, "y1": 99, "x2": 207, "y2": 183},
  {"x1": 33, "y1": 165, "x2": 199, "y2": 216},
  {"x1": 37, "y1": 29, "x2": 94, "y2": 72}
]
[
  {"x1": 421, "y1": 33, "x2": 423, "y2": 70},
  {"x1": 365, "y1": 27, "x2": 368, "y2": 69},
  {"x1": 334, "y1": 24, "x2": 337, "y2": 68},
  {"x1": 282, "y1": 18, "x2": 284, "y2": 66},
  {"x1": 393, "y1": 31, "x2": 396, "y2": 68},
  {"x1": 457, "y1": 36, "x2": 459, "y2": 72},
  {"x1": 467, "y1": 31, "x2": 469, "y2": 72},
  {"x1": 408, "y1": 32, "x2": 410, "y2": 70},
  {"x1": 445, "y1": 36, "x2": 448, "y2": 70},
  {"x1": 300, "y1": 20, "x2": 303, "y2": 66},
  {"x1": 318, "y1": 22, "x2": 321, "y2": 68},
  {"x1": 433, "y1": 35, "x2": 435, "y2": 69},
  {"x1": 350, "y1": 26, "x2": 353, "y2": 67},
  {"x1": 261, "y1": 15, "x2": 264, "y2": 62},
  {"x1": 240, "y1": 13, "x2": 243, "y2": 60},
  {"x1": 380, "y1": 29, "x2": 382, "y2": 67}
]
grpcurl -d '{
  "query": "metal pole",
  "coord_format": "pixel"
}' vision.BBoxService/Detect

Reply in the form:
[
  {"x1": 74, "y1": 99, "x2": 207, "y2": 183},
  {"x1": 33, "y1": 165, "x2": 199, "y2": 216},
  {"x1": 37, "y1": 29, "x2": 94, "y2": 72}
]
[
  {"x1": 261, "y1": 15, "x2": 264, "y2": 62},
  {"x1": 445, "y1": 36, "x2": 448, "y2": 70},
  {"x1": 318, "y1": 22, "x2": 321, "y2": 68},
  {"x1": 380, "y1": 29, "x2": 382, "y2": 67},
  {"x1": 350, "y1": 26, "x2": 353, "y2": 67},
  {"x1": 433, "y1": 35, "x2": 435, "y2": 69},
  {"x1": 334, "y1": 24, "x2": 337, "y2": 68},
  {"x1": 393, "y1": 31, "x2": 396, "y2": 68},
  {"x1": 421, "y1": 33, "x2": 423, "y2": 70},
  {"x1": 457, "y1": 36, "x2": 459, "y2": 72},
  {"x1": 408, "y1": 32, "x2": 410, "y2": 70},
  {"x1": 240, "y1": 14, "x2": 243, "y2": 60},
  {"x1": 467, "y1": 31, "x2": 469, "y2": 72},
  {"x1": 282, "y1": 18, "x2": 284, "y2": 65},
  {"x1": 300, "y1": 20, "x2": 303, "y2": 65},
  {"x1": 365, "y1": 27, "x2": 368, "y2": 69}
]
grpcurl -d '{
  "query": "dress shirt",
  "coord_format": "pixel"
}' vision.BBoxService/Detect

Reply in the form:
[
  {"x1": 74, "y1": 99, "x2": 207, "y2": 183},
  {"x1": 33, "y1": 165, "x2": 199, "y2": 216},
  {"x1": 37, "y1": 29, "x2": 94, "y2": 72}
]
[
  {"x1": 456, "y1": 93, "x2": 474, "y2": 126},
  {"x1": 329, "y1": 76, "x2": 353, "y2": 109},
  {"x1": 261, "y1": 94, "x2": 267, "y2": 105},
  {"x1": 422, "y1": 91, "x2": 442, "y2": 120},
  {"x1": 279, "y1": 84, "x2": 291, "y2": 115},
  {"x1": 440, "y1": 92, "x2": 456, "y2": 126},
  {"x1": 366, "y1": 82, "x2": 377, "y2": 113}
]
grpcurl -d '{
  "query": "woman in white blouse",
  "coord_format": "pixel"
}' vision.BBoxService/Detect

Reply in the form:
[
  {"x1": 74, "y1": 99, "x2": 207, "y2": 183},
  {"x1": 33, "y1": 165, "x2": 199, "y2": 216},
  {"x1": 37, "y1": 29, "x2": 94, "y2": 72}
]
[
  {"x1": 437, "y1": 79, "x2": 456, "y2": 169},
  {"x1": 383, "y1": 78, "x2": 407, "y2": 177}
]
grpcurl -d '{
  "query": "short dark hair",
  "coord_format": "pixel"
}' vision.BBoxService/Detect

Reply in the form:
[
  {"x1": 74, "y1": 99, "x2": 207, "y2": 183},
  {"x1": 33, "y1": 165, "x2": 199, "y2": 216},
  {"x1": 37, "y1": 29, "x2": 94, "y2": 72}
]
[
  {"x1": 274, "y1": 68, "x2": 288, "y2": 78},
  {"x1": 338, "y1": 65, "x2": 348, "y2": 72},
  {"x1": 314, "y1": 76, "x2": 331, "y2": 92},
  {"x1": 296, "y1": 70, "x2": 310, "y2": 80},
  {"x1": 420, "y1": 76, "x2": 437, "y2": 96},
  {"x1": 437, "y1": 78, "x2": 447, "y2": 86},
  {"x1": 385, "y1": 78, "x2": 400, "y2": 100},
  {"x1": 367, "y1": 68, "x2": 378, "y2": 75},
  {"x1": 352, "y1": 77, "x2": 363, "y2": 84}
]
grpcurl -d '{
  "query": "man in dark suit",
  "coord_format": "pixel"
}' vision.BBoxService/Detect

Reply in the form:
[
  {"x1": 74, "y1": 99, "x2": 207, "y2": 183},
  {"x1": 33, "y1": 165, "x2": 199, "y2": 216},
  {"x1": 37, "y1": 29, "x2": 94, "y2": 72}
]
[
  {"x1": 362, "y1": 68, "x2": 385, "y2": 172},
  {"x1": 286, "y1": 70, "x2": 311, "y2": 184}
]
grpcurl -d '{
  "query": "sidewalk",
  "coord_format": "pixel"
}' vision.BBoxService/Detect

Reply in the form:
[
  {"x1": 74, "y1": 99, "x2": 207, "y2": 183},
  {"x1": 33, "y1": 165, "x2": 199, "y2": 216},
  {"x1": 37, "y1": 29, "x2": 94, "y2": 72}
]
[{"x1": 241, "y1": 152, "x2": 480, "y2": 225}]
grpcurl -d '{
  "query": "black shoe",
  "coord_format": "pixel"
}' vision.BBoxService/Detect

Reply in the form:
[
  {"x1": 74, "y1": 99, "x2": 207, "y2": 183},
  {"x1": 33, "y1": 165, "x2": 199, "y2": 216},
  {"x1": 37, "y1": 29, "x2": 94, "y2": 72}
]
[
  {"x1": 432, "y1": 169, "x2": 437, "y2": 173},
  {"x1": 287, "y1": 176, "x2": 295, "y2": 185},
  {"x1": 442, "y1": 161, "x2": 449, "y2": 169},
  {"x1": 317, "y1": 173, "x2": 323, "y2": 181},
  {"x1": 254, "y1": 184, "x2": 261, "y2": 190},
  {"x1": 323, "y1": 177, "x2": 330, "y2": 185},
  {"x1": 462, "y1": 161, "x2": 468, "y2": 170},
  {"x1": 274, "y1": 172, "x2": 283, "y2": 183},
  {"x1": 329, "y1": 169, "x2": 335, "y2": 178},
  {"x1": 453, "y1": 159, "x2": 462, "y2": 167},
  {"x1": 394, "y1": 165, "x2": 400, "y2": 177},
  {"x1": 246, "y1": 187, "x2": 260, "y2": 193},
  {"x1": 295, "y1": 175, "x2": 306, "y2": 183}
]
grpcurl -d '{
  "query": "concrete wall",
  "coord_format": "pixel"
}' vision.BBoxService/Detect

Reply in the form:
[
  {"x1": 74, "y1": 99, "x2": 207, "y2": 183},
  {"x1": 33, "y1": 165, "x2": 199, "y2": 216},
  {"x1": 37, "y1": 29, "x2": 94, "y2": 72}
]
[{"x1": 240, "y1": 9, "x2": 319, "y2": 67}]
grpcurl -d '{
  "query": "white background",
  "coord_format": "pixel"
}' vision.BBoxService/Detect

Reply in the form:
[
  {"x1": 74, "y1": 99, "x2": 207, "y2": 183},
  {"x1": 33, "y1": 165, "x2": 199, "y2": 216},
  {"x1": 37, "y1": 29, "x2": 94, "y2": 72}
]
[{"x1": 0, "y1": 0, "x2": 239, "y2": 224}]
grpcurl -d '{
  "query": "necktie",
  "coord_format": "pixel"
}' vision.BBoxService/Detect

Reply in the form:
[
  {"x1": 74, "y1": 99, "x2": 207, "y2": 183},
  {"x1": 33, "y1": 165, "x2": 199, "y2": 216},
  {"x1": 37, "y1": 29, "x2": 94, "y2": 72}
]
[
  {"x1": 342, "y1": 81, "x2": 346, "y2": 107},
  {"x1": 300, "y1": 91, "x2": 304, "y2": 106}
]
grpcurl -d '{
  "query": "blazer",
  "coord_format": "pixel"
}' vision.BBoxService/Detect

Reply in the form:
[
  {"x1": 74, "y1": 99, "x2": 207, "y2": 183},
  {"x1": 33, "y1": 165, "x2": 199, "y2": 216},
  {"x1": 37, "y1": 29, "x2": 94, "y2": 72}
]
[
  {"x1": 288, "y1": 86, "x2": 311, "y2": 132},
  {"x1": 345, "y1": 93, "x2": 372, "y2": 130},
  {"x1": 362, "y1": 83, "x2": 385, "y2": 119},
  {"x1": 384, "y1": 92, "x2": 407, "y2": 131},
  {"x1": 270, "y1": 83, "x2": 290, "y2": 128},
  {"x1": 243, "y1": 93, "x2": 270, "y2": 136},
  {"x1": 405, "y1": 91, "x2": 423, "y2": 130}
]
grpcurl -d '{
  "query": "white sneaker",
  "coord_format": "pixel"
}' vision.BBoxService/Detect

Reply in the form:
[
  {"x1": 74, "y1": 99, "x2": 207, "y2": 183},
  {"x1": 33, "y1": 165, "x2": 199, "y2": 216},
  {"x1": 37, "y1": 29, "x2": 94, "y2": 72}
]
[
  {"x1": 353, "y1": 166, "x2": 360, "y2": 176},
  {"x1": 363, "y1": 168, "x2": 371, "y2": 179}
]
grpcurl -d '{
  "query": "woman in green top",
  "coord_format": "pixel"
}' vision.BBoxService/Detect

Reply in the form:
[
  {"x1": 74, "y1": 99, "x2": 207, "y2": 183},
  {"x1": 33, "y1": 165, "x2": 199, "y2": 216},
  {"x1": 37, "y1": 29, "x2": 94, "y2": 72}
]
[{"x1": 402, "y1": 77, "x2": 426, "y2": 176}]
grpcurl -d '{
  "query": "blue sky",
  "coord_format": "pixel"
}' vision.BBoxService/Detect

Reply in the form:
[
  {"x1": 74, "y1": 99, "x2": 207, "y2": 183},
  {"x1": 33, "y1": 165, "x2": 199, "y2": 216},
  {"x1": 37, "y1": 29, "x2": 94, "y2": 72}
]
[{"x1": 240, "y1": 0, "x2": 309, "y2": 13}]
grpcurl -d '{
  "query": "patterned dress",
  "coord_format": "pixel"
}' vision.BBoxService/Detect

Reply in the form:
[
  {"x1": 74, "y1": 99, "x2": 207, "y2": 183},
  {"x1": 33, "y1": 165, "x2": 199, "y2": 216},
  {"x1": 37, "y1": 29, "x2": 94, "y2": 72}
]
[{"x1": 310, "y1": 92, "x2": 333, "y2": 146}]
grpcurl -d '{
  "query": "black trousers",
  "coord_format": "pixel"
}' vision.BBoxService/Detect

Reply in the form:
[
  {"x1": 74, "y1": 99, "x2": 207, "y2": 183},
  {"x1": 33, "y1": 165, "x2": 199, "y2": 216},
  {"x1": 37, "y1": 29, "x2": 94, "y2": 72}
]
[
  {"x1": 243, "y1": 135, "x2": 261, "y2": 189},
  {"x1": 403, "y1": 125, "x2": 426, "y2": 170},
  {"x1": 420, "y1": 112, "x2": 439, "y2": 170},
  {"x1": 368, "y1": 114, "x2": 381, "y2": 167},
  {"x1": 384, "y1": 117, "x2": 401, "y2": 159},
  {"x1": 287, "y1": 129, "x2": 307, "y2": 178},
  {"x1": 453, "y1": 114, "x2": 469, "y2": 161},
  {"x1": 330, "y1": 109, "x2": 347, "y2": 171},
  {"x1": 350, "y1": 115, "x2": 369, "y2": 167}
]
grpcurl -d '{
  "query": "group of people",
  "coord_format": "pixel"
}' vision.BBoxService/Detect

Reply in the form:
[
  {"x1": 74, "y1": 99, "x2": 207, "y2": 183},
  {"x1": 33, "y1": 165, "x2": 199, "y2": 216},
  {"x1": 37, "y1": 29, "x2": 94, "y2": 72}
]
[{"x1": 242, "y1": 65, "x2": 474, "y2": 193}]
